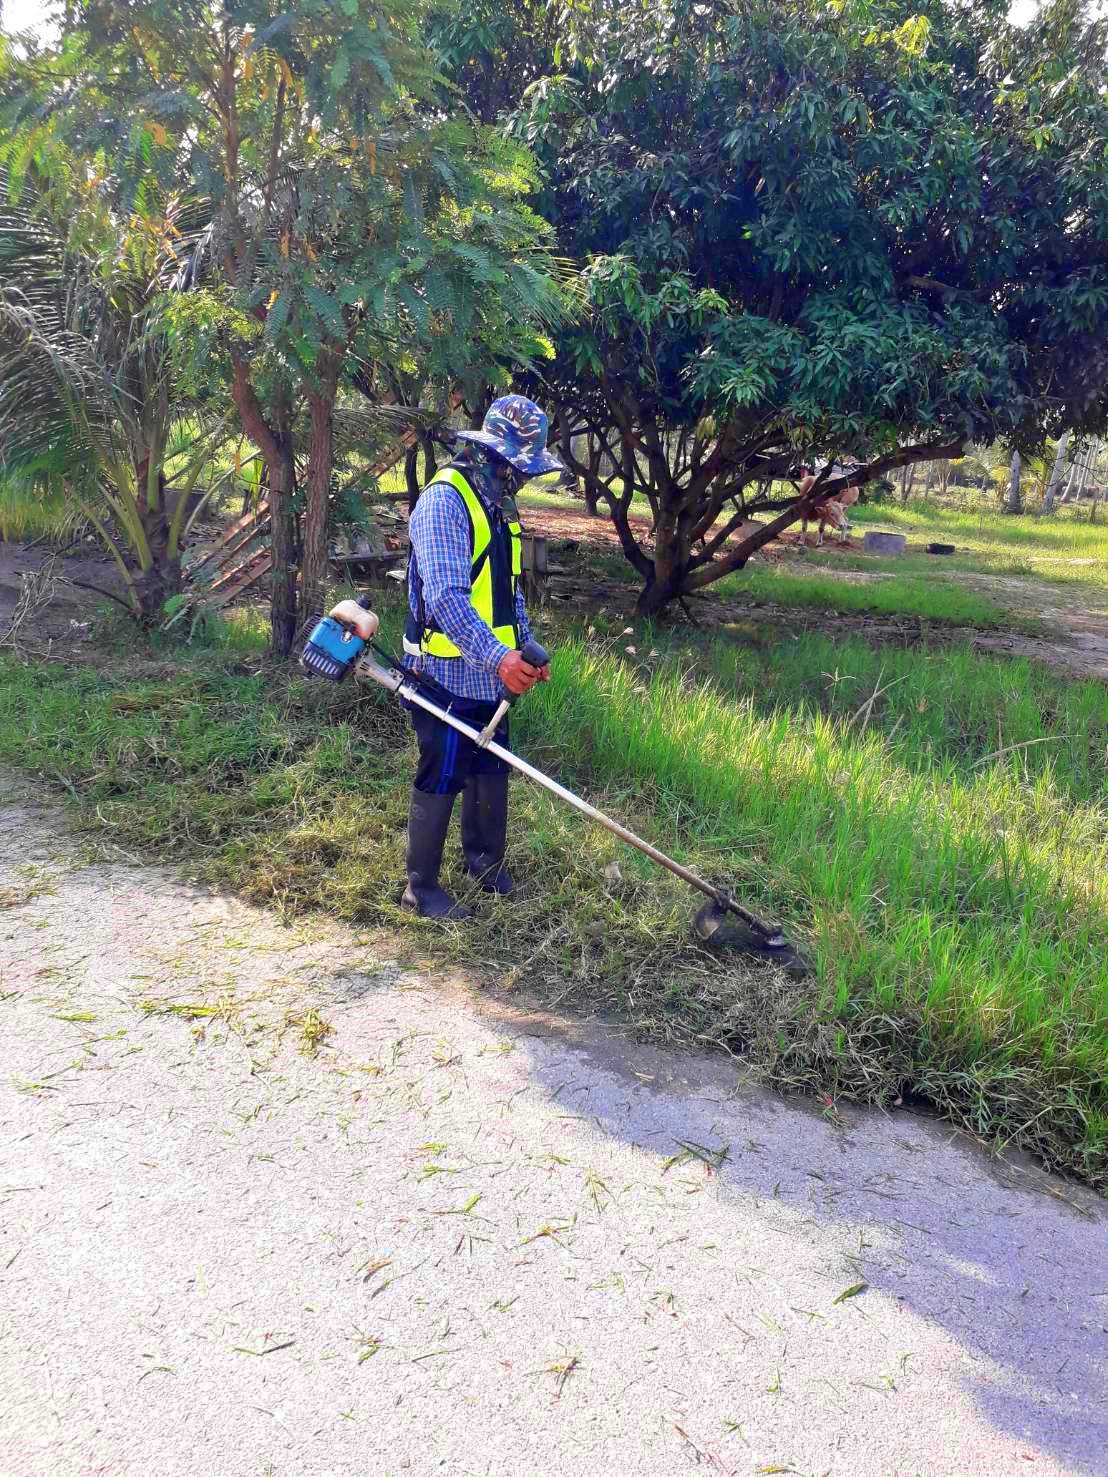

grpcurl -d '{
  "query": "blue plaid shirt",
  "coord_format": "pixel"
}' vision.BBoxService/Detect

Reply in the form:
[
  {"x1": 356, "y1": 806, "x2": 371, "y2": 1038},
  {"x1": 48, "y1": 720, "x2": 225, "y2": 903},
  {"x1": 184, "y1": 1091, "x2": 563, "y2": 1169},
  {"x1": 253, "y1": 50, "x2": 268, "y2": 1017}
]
[{"x1": 405, "y1": 453, "x2": 531, "y2": 701}]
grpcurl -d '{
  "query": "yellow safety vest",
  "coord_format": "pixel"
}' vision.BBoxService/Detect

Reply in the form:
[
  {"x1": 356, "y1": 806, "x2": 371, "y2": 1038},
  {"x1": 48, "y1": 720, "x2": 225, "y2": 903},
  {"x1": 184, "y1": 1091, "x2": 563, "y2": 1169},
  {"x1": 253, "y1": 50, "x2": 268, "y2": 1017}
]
[{"x1": 406, "y1": 466, "x2": 523, "y2": 660}]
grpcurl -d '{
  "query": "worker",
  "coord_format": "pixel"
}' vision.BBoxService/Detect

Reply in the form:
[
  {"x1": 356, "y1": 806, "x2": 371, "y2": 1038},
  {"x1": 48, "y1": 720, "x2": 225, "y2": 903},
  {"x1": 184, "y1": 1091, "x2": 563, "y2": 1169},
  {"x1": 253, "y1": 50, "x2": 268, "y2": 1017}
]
[{"x1": 401, "y1": 395, "x2": 563, "y2": 920}]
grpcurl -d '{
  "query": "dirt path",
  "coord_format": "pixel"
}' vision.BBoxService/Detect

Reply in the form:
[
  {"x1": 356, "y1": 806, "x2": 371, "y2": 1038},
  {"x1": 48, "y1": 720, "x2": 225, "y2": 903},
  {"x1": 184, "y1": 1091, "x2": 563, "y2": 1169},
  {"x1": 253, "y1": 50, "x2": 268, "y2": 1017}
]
[
  {"x1": 1, "y1": 778, "x2": 1105, "y2": 1477},
  {"x1": 0, "y1": 541, "x2": 127, "y2": 645},
  {"x1": 8, "y1": 522, "x2": 1108, "y2": 684},
  {"x1": 763, "y1": 557, "x2": 1108, "y2": 683},
  {"x1": 941, "y1": 571, "x2": 1108, "y2": 682}
]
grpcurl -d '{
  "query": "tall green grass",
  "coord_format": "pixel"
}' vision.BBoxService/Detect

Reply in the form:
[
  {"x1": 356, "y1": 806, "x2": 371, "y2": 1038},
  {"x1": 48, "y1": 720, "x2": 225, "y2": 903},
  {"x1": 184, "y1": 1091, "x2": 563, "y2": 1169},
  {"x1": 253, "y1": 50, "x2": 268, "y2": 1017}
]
[
  {"x1": 0, "y1": 475, "x2": 87, "y2": 542},
  {"x1": 2, "y1": 604, "x2": 1106, "y2": 1189},
  {"x1": 694, "y1": 627, "x2": 1108, "y2": 804},
  {"x1": 516, "y1": 634, "x2": 1108, "y2": 1186}
]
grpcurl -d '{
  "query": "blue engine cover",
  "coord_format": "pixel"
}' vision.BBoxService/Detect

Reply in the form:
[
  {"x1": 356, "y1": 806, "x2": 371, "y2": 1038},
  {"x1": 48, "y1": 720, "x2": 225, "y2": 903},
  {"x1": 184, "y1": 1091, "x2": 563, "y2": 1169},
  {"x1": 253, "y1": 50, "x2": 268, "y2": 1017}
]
[{"x1": 300, "y1": 617, "x2": 366, "y2": 682}]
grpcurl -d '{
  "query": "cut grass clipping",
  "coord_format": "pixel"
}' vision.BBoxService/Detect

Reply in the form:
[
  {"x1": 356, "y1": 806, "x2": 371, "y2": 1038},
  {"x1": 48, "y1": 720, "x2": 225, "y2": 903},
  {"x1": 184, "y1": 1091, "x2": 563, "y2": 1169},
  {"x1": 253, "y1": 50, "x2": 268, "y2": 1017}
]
[{"x1": 2, "y1": 609, "x2": 1107, "y2": 1192}]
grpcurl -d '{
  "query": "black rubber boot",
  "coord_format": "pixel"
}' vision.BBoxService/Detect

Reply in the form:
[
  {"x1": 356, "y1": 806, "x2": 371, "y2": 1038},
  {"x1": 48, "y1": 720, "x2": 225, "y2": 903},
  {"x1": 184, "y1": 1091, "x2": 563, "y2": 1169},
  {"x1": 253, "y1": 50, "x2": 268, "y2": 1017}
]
[
  {"x1": 401, "y1": 789, "x2": 471, "y2": 920},
  {"x1": 460, "y1": 772, "x2": 514, "y2": 895}
]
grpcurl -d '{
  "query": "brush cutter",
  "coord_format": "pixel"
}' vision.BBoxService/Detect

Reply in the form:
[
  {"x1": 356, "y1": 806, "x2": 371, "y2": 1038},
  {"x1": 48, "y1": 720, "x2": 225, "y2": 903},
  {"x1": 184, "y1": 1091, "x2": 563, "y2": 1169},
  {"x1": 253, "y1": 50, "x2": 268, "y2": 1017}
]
[{"x1": 301, "y1": 598, "x2": 810, "y2": 975}]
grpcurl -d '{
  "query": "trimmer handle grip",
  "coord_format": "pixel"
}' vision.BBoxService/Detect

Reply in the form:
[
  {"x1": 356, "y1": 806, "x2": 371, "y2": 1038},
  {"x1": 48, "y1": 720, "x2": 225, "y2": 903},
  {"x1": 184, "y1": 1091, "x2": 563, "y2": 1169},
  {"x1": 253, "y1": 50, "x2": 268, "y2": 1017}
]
[
  {"x1": 497, "y1": 637, "x2": 551, "y2": 715},
  {"x1": 519, "y1": 637, "x2": 550, "y2": 670}
]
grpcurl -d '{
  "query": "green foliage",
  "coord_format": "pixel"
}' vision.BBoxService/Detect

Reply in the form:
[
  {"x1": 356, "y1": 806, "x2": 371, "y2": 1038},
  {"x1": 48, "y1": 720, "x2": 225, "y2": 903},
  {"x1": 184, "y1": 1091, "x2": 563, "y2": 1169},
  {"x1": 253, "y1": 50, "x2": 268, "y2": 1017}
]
[
  {"x1": 5, "y1": 1, "x2": 575, "y2": 646},
  {"x1": 501, "y1": 0, "x2": 1108, "y2": 606},
  {"x1": 45, "y1": 1, "x2": 571, "y2": 394},
  {"x1": 0, "y1": 158, "x2": 228, "y2": 616},
  {"x1": 428, "y1": 1, "x2": 557, "y2": 125},
  {"x1": 529, "y1": 0, "x2": 1108, "y2": 450}
]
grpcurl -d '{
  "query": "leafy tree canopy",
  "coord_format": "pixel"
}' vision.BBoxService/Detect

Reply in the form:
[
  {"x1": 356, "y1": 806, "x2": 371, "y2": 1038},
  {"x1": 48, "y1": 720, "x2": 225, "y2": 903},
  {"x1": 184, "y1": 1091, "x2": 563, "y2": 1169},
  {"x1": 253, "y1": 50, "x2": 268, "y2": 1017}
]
[
  {"x1": 510, "y1": 0, "x2": 1108, "y2": 607},
  {"x1": 2, "y1": 1, "x2": 573, "y2": 645}
]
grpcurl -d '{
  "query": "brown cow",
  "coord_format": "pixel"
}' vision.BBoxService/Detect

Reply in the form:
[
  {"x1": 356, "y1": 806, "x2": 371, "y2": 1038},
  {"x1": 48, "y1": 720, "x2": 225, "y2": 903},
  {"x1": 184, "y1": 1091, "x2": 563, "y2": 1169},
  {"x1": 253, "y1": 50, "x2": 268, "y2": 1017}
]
[{"x1": 799, "y1": 466, "x2": 861, "y2": 546}]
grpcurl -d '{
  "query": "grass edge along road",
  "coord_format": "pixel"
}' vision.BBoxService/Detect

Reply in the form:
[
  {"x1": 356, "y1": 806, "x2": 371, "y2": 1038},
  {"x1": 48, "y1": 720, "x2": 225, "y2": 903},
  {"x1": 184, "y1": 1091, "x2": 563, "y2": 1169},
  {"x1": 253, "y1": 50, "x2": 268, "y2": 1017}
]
[{"x1": 1, "y1": 608, "x2": 1106, "y2": 1192}]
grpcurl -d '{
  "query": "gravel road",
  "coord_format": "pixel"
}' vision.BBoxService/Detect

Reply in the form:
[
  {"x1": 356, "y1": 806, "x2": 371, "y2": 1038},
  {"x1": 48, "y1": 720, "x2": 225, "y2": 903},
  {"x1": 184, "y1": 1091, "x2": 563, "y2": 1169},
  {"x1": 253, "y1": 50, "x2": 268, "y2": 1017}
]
[{"x1": 1, "y1": 778, "x2": 1105, "y2": 1477}]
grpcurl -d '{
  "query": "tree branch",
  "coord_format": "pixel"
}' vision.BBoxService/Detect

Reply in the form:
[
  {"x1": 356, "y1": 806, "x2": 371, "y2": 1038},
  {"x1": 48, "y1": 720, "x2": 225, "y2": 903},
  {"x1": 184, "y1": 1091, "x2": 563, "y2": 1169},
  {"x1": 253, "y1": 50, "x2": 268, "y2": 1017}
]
[
  {"x1": 231, "y1": 358, "x2": 283, "y2": 469},
  {"x1": 684, "y1": 439, "x2": 964, "y2": 591}
]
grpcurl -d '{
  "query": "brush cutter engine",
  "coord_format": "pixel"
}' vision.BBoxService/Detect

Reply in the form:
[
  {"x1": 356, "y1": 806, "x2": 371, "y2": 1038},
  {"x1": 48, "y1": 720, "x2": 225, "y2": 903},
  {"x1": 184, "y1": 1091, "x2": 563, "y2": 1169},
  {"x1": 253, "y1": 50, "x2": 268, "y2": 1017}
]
[{"x1": 300, "y1": 597, "x2": 379, "y2": 680}]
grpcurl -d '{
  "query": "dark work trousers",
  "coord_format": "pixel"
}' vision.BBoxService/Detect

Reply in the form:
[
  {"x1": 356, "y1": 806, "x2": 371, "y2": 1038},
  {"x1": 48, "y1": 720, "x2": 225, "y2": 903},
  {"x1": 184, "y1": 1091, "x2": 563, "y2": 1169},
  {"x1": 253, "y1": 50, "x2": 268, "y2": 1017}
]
[{"x1": 405, "y1": 691, "x2": 510, "y2": 797}]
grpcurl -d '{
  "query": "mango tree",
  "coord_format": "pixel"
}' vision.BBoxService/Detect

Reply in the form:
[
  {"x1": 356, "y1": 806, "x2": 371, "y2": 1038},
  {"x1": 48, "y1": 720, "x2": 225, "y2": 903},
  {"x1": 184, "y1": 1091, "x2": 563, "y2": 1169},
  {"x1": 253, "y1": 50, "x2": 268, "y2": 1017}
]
[{"x1": 516, "y1": 0, "x2": 1108, "y2": 612}]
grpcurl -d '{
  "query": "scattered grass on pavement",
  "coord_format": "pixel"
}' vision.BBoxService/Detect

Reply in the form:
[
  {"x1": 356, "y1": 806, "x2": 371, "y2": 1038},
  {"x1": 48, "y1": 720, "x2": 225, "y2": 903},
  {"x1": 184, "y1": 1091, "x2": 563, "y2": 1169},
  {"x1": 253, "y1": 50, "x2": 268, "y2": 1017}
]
[{"x1": 1, "y1": 593, "x2": 1106, "y2": 1191}]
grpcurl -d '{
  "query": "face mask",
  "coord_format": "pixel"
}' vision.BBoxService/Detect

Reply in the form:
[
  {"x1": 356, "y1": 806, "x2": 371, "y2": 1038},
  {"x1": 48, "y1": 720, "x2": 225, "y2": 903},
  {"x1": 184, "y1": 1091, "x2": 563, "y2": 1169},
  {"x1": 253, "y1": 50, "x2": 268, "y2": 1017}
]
[{"x1": 487, "y1": 455, "x2": 524, "y2": 496}]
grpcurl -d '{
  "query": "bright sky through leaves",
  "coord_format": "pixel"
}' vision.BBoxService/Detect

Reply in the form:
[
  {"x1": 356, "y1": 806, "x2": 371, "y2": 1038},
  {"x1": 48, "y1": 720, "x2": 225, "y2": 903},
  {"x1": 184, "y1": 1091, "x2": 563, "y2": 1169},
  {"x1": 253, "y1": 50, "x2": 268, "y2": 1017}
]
[{"x1": 0, "y1": 0, "x2": 1051, "y2": 40}]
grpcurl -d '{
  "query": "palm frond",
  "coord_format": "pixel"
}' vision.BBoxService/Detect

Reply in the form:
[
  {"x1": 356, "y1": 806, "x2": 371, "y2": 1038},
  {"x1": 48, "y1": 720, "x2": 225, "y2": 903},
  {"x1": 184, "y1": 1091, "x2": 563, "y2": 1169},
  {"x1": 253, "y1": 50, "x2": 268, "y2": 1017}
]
[{"x1": 0, "y1": 164, "x2": 124, "y2": 478}]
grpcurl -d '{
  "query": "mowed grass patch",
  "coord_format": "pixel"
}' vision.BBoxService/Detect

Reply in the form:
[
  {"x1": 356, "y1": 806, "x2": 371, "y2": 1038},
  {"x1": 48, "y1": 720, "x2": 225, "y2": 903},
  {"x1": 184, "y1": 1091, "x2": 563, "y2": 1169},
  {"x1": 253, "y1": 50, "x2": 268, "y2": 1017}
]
[
  {"x1": 1, "y1": 608, "x2": 1106, "y2": 1190},
  {"x1": 841, "y1": 497, "x2": 1108, "y2": 602},
  {"x1": 716, "y1": 564, "x2": 1011, "y2": 627}
]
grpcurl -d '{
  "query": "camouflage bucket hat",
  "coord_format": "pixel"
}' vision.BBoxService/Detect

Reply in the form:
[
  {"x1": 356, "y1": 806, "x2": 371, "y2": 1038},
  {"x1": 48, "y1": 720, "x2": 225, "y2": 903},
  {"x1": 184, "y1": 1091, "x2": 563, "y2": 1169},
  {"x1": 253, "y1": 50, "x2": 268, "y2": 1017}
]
[{"x1": 456, "y1": 395, "x2": 565, "y2": 477}]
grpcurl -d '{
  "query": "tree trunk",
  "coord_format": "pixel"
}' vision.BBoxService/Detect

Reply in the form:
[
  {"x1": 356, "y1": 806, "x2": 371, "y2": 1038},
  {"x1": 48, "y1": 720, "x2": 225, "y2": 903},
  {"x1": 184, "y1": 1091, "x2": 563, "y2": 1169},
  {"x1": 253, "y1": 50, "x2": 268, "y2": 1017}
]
[
  {"x1": 1083, "y1": 439, "x2": 1101, "y2": 514},
  {"x1": 582, "y1": 433, "x2": 601, "y2": 515},
  {"x1": 675, "y1": 441, "x2": 964, "y2": 605},
  {"x1": 231, "y1": 360, "x2": 297, "y2": 656},
  {"x1": 1005, "y1": 450, "x2": 1022, "y2": 514},
  {"x1": 132, "y1": 458, "x2": 181, "y2": 624},
  {"x1": 560, "y1": 430, "x2": 965, "y2": 616},
  {"x1": 1080, "y1": 439, "x2": 1099, "y2": 501},
  {"x1": 268, "y1": 443, "x2": 298, "y2": 657},
  {"x1": 568, "y1": 433, "x2": 589, "y2": 504},
  {"x1": 899, "y1": 464, "x2": 916, "y2": 505},
  {"x1": 464, "y1": 388, "x2": 492, "y2": 430},
  {"x1": 1040, "y1": 431, "x2": 1069, "y2": 511},
  {"x1": 403, "y1": 433, "x2": 440, "y2": 514},
  {"x1": 636, "y1": 573, "x2": 682, "y2": 616},
  {"x1": 557, "y1": 420, "x2": 617, "y2": 522},
  {"x1": 924, "y1": 461, "x2": 936, "y2": 497},
  {"x1": 417, "y1": 430, "x2": 438, "y2": 492},
  {"x1": 404, "y1": 443, "x2": 421, "y2": 513},
  {"x1": 1060, "y1": 442, "x2": 1084, "y2": 503},
  {"x1": 302, "y1": 384, "x2": 337, "y2": 626},
  {"x1": 552, "y1": 407, "x2": 578, "y2": 488}
]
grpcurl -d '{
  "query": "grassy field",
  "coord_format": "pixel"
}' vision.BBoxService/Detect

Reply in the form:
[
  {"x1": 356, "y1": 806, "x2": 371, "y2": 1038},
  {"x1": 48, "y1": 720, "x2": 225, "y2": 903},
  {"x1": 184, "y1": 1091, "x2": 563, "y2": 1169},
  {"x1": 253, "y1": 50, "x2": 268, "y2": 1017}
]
[
  {"x1": 715, "y1": 565, "x2": 1014, "y2": 627},
  {"x1": 508, "y1": 484, "x2": 1107, "y2": 627},
  {"x1": 780, "y1": 497, "x2": 1108, "y2": 605},
  {"x1": 2, "y1": 589, "x2": 1106, "y2": 1191}
]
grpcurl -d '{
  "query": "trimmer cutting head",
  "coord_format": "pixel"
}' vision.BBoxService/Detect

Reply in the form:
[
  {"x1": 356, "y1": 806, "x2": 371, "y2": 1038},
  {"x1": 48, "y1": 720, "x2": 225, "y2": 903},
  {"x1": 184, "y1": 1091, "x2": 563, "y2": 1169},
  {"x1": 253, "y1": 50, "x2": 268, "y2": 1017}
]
[{"x1": 692, "y1": 898, "x2": 811, "y2": 977}]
